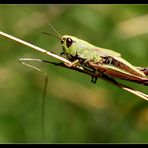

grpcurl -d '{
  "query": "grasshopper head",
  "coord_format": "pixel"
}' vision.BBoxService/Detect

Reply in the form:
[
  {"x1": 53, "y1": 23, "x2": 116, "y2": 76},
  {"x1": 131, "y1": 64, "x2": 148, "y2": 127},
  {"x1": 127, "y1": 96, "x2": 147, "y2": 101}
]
[{"x1": 61, "y1": 35, "x2": 78, "y2": 57}]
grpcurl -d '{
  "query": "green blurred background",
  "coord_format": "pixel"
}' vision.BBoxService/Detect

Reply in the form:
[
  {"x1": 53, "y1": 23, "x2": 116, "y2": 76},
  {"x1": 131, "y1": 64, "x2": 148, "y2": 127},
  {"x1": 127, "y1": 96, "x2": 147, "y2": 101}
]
[{"x1": 0, "y1": 4, "x2": 148, "y2": 143}]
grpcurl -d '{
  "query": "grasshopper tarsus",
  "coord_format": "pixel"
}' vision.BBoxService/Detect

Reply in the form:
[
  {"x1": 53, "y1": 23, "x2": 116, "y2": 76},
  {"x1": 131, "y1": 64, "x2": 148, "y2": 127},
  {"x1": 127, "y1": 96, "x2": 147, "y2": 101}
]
[
  {"x1": 91, "y1": 76, "x2": 98, "y2": 84},
  {"x1": 143, "y1": 79, "x2": 148, "y2": 86},
  {"x1": 60, "y1": 52, "x2": 65, "y2": 56}
]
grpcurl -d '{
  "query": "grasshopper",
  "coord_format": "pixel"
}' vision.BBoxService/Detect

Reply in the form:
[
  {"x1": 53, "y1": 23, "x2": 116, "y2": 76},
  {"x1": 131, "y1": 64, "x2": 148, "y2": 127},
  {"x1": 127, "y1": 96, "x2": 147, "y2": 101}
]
[
  {"x1": 42, "y1": 21, "x2": 148, "y2": 101},
  {"x1": 59, "y1": 35, "x2": 148, "y2": 85},
  {"x1": 42, "y1": 22, "x2": 148, "y2": 85}
]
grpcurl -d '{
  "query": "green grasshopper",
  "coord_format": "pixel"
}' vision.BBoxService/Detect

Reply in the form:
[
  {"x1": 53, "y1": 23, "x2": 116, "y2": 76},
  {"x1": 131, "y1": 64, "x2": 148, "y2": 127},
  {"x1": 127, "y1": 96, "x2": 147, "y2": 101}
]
[
  {"x1": 42, "y1": 21, "x2": 148, "y2": 101},
  {"x1": 43, "y1": 22, "x2": 148, "y2": 83},
  {"x1": 59, "y1": 35, "x2": 148, "y2": 84}
]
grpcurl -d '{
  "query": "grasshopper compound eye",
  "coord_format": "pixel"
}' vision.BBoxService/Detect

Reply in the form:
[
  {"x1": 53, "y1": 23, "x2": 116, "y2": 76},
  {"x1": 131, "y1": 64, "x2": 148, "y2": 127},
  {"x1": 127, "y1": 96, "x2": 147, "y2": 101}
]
[{"x1": 66, "y1": 38, "x2": 73, "y2": 48}]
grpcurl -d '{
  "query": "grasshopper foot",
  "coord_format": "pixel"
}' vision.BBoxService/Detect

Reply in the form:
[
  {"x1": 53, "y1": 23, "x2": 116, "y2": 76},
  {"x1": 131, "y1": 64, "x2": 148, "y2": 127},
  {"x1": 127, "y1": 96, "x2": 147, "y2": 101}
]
[
  {"x1": 91, "y1": 76, "x2": 98, "y2": 84},
  {"x1": 60, "y1": 52, "x2": 65, "y2": 56}
]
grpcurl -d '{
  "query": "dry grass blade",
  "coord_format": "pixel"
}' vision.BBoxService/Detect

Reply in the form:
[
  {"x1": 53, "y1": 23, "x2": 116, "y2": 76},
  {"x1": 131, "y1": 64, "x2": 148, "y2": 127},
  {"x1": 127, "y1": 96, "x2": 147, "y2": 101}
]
[
  {"x1": 0, "y1": 31, "x2": 71, "y2": 64},
  {"x1": 104, "y1": 76, "x2": 148, "y2": 101}
]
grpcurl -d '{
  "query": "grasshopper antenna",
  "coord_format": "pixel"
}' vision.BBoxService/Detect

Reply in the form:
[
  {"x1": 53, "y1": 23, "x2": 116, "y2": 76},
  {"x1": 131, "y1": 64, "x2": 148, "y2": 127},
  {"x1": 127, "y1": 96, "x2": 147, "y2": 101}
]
[
  {"x1": 42, "y1": 32, "x2": 61, "y2": 40},
  {"x1": 43, "y1": 19, "x2": 62, "y2": 38}
]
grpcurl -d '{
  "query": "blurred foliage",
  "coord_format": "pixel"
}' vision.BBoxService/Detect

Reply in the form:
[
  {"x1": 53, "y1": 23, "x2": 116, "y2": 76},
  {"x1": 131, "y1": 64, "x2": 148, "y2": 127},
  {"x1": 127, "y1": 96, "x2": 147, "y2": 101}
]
[{"x1": 0, "y1": 4, "x2": 148, "y2": 143}]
